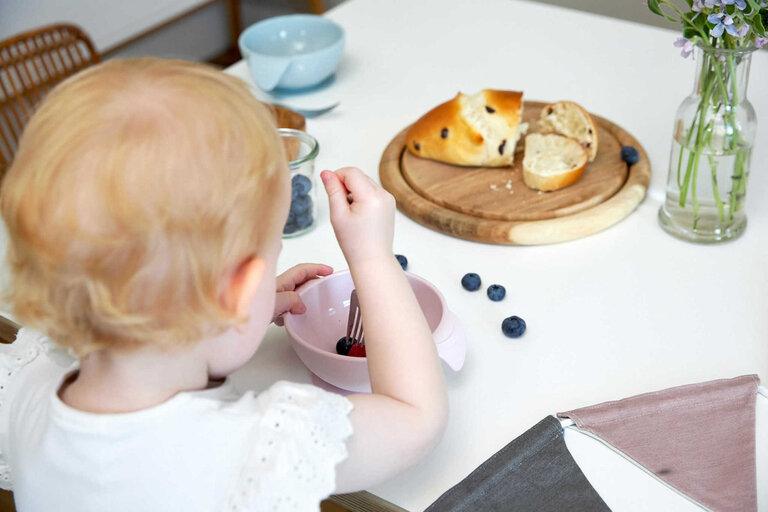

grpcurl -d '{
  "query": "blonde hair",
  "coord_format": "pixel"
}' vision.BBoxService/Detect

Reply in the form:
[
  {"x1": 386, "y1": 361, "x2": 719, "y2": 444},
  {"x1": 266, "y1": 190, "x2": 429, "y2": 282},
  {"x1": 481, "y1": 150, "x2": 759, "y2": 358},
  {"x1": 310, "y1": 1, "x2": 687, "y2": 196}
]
[{"x1": 1, "y1": 57, "x2": 287, "y2": 354}]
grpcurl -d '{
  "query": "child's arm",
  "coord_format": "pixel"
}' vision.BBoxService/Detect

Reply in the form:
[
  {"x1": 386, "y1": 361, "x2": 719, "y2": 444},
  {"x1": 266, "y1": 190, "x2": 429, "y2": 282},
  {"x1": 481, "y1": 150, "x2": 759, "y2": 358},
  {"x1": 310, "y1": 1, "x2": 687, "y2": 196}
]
[{"x1": 320, "y1": 168, "x2": 449, "y2": 493}]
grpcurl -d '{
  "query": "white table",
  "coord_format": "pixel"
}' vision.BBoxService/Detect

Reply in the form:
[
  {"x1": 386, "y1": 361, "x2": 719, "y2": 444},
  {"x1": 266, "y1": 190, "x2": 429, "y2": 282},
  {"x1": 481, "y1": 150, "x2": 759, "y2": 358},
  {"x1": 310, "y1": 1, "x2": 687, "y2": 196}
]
[{"x1": 224, "y1": 0, "x2": 768, "y2": 509}]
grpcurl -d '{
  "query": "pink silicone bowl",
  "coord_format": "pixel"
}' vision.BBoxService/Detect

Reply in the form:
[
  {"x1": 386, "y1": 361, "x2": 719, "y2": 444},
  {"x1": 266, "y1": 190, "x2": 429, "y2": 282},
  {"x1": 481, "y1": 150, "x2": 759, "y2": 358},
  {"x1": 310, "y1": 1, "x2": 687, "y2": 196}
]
[{"x1": 283, "y1": 270, "x2": 466, "y2": 393}]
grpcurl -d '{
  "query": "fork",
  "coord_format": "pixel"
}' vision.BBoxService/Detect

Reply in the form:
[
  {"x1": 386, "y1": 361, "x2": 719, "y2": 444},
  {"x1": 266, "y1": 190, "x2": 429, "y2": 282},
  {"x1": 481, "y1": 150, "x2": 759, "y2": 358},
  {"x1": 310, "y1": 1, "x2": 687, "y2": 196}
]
[{"x1": 346, "y1": 289, "x2": 365, "y2": 347}]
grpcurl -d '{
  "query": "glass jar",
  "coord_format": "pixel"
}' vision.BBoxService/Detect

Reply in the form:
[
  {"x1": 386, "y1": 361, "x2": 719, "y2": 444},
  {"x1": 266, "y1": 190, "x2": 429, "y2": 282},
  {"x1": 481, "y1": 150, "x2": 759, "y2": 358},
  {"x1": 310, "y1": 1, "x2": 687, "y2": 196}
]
[
  {"x1": 658, "y1": 44, "x2": 757, "y2": 243},
  {"x1": 279, "y1": 128, "x2": 319, "y2": 238}
]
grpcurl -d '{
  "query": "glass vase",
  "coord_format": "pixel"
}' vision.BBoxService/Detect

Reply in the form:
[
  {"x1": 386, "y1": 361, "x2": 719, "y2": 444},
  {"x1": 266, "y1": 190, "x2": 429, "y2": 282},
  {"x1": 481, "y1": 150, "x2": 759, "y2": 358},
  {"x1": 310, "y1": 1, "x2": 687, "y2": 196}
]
[{"x1": 658, "y1": 44, "x2": 757, "y2": 243}]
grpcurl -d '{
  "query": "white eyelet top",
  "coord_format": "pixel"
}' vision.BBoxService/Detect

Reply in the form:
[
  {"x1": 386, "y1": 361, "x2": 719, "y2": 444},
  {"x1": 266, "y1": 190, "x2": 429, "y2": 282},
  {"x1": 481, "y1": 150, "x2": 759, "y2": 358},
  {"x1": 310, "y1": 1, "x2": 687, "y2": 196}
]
[{"x1": 0, "y1": 328, "x2": 353, "y2": 512}]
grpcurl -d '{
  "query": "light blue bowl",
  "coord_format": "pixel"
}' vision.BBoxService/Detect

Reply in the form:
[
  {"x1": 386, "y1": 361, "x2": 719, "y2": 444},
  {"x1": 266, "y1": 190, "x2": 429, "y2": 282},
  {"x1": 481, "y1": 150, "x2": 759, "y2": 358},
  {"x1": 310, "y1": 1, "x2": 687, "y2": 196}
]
[{"x1": 238, "y1": 14, "x2": 345, "y2": 92}]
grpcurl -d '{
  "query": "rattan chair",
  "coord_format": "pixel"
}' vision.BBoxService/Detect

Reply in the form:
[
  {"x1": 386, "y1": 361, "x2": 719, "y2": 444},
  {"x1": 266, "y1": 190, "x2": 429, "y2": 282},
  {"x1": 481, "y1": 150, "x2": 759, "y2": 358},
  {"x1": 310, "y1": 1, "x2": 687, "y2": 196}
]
[{"x1": 0, "y1": 23, "x2": 100, "y2": 180}]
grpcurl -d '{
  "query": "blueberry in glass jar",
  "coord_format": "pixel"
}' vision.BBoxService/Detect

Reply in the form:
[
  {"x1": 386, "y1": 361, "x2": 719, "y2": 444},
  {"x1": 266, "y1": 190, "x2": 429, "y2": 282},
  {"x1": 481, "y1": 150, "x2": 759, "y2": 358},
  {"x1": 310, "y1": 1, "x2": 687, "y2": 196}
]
[
  {"x1": 291, "y1": 174, "x2": 312, "y2": 197},
  {"x1": 295, "y1": 211, "x2": 314, "y2": 230},
  {"x1": 291, "y1": 194, "x2": 313, "y2": 216}
]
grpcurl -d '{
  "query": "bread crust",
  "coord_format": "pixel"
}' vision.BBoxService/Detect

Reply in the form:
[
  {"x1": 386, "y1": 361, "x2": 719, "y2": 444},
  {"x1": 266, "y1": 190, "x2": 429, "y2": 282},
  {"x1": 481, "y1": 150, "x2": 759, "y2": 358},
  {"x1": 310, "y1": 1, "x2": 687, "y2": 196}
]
[
  {"x1": 482, "y1": 90, "x2": 523, "y2": 131},
  {"x1": 406, "y1": 90, "x2": 523, "y2": 167}
]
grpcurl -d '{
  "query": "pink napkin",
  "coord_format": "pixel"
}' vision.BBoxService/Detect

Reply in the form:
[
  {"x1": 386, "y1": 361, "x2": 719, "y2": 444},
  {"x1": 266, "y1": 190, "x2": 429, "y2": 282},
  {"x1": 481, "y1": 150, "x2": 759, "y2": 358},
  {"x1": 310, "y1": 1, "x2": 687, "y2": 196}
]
[{"x1": 558, "y1": 375, "x2": 760, "y2": 512}]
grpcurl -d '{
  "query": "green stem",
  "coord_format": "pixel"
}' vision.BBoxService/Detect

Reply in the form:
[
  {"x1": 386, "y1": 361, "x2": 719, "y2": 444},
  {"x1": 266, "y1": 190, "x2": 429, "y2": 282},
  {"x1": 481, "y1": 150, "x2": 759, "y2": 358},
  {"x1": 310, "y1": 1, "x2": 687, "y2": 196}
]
[
  {"x1": 658, "y1": 1, "x2": 709, "y2": 39},
  {"x1": 729, "y1": 151, "x2": 748, "y2": 222},
  {"x1": 692, "y1": 156, "x2": 700, "y2": 229},
  {"x1": 679, "y1": 54, "x2": 715, "y2": 208},
  {"x1": 708, "y1": 154, "x2": 726, "y2": 222}
]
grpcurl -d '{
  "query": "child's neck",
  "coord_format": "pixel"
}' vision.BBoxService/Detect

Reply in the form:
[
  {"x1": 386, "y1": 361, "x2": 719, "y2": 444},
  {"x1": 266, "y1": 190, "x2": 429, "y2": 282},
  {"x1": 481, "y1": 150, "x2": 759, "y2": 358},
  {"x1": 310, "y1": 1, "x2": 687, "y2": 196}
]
[{"x1": 60, "y1": 344, "x2": 210, "y2": 414}]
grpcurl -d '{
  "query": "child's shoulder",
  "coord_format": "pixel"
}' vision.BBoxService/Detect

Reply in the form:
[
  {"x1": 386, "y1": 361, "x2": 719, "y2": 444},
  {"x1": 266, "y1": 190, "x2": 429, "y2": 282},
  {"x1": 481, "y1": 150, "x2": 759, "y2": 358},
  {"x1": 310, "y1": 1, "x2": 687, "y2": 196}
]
[
  {"x1": 1, "y1": 328, "x2": 75, "y2": 489},
  {"x1": 185, "y1": 381, "x2": 355, "y2": 510},
  {"x1": 0, "y1": 327, "x2": 75, "y2": 409}
]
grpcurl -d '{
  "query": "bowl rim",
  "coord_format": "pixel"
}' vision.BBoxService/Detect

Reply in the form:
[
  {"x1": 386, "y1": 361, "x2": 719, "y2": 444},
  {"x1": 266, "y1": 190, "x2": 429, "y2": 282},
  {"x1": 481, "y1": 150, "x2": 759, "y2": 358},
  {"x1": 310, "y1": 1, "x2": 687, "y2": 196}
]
[
  {"x1": 239, "y1": 14, "x2": 345, "y2": 57},
  {"x1": 282, "y1": 269, "x2": 449, "y2": 362}
]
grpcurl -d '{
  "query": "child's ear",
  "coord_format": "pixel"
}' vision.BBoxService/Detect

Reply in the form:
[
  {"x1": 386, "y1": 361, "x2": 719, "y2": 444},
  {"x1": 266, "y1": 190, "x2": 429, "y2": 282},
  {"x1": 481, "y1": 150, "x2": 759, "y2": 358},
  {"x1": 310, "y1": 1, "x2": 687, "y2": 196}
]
[{"x1": 224, "y1": 257, "x2": 266, "y2": 319}]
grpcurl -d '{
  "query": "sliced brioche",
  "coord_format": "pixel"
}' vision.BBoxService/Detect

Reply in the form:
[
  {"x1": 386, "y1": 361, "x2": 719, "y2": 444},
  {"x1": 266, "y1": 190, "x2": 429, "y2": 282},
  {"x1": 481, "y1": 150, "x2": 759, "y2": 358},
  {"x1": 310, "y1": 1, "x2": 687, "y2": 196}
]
[
  {"x1": 522, "y1": 133, "x2": 588, "y2": 191},
  {"x1": 538, "y1": 101, "x2": 598, "y2": 161},
  {"x1": 406, "y1": 89, "x2": 528, "y2": 167}
]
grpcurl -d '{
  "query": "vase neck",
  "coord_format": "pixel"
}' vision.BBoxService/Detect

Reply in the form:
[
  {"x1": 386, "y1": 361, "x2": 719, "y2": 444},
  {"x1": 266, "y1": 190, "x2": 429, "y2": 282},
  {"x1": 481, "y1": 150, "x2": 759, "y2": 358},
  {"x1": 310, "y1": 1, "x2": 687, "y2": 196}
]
[{"x1": 693, "y1": 46, "x2": 753, "y2": 103}]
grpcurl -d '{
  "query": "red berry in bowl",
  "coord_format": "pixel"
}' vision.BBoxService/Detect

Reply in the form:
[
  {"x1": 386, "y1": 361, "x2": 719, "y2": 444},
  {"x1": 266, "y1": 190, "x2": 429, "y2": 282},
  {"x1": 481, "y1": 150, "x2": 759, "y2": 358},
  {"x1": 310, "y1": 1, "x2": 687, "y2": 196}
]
[{"x1": 348, "y1": 343, "x2": 367, "y2": 357}]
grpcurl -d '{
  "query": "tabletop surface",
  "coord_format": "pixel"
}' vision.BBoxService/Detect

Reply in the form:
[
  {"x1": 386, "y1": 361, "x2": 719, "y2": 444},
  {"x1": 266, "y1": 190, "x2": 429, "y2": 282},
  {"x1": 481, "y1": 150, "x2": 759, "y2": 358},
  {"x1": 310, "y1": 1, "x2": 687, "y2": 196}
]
[
  {"x1": 226, "y1": 0, "x2": 768, "y2": 508},
  {"x1": 3, "y1": 0, "x2": 768, "y2": 510}
]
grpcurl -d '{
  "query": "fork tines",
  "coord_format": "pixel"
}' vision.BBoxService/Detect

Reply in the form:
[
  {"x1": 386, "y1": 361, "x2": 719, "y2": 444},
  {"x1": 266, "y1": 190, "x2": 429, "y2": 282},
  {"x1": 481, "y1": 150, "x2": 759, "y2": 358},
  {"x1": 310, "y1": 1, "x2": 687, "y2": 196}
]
[{"x1": 346, "y1": 289, "x2": 365, "y2": 347}]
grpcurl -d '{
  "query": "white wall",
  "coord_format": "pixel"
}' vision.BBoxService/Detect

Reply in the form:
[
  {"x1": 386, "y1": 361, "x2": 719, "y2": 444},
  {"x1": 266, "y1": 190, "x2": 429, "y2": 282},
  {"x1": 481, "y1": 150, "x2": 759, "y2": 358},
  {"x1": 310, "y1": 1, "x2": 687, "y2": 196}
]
[
  {"x1": 0, "y1": 0, "x2": 685, "y2": 64},
  {"x1": 520, "y1": 0, "x2": 672, "y2": 31},
  {"x1": 0, "y1": 0, "x2": 231, "y2": 61}
]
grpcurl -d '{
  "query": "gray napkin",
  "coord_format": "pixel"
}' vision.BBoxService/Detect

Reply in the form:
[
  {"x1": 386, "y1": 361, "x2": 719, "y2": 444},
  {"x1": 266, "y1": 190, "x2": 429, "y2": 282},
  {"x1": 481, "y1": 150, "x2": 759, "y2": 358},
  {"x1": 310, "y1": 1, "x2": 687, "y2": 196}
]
[{"x1": 427, "y1": 416, "x2": 610, "y2": 511}]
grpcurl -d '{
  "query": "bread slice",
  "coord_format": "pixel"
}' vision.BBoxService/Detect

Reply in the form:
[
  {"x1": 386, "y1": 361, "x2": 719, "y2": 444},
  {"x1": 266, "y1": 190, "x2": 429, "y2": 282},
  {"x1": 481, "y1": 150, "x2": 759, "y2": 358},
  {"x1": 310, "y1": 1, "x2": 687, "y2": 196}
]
[
  {"x1": 406, "y1": 89, "x2": 528, "y2": 167},
  {"x1": 522, "y1": 133, "x2": 588, "y2": 191},
  {"x1": 538, "y1": 101, "x2": 598, "y2": 161}
]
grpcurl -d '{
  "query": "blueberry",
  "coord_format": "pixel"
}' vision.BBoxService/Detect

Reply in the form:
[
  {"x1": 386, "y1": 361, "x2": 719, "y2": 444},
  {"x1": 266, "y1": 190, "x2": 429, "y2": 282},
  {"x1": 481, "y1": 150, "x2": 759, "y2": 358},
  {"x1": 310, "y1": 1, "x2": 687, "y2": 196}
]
[
  {"x1": 501, "y1": 316, "x2": 526, "y2": 338},
  {"x1": 620, "y1": 146, "x2": 639, "y2": 165},
  {"x1": 290, "y1": 194, "x2": 313, "y2": 216},
  {"x1": 291, "y1": 174, "x2": 312, "y2": 196},
  {"x1": 487, "y1": 284, "x2": 506, "y2": 301},
  {"x1": 461, "y1": 273, "x2": 482, "y2": 291},
  {"x1": 295, "y1": 211, "x2": 313, "y2": 229},
  {"x1": 395, "y1": 254, "x2": 408, "y2": 270},
  {"x1": 336, "y1": 337, "x2": 356, "y2": 355}
]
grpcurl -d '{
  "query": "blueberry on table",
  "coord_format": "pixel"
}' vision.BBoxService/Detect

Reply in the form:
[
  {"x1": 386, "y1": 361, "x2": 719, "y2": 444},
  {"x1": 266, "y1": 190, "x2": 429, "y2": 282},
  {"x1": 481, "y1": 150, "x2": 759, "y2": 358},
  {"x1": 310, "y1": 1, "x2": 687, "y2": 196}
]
[
  {"x1": 461, "y1": 273, "x2": 482, "y2": 291},
  {"x1": 291, "y1": 174, "x2": 312, "y2": 196},
  {"x1": 290, "y1": 194, "x2": 313, "y2": 216},
  {"x1": 486, "y1": 284, "x2": 506, "y2": 301},
  {"x1": 501, "y1": 316, "x2": 526, "y2": 338},
  {"x1": 336, "y1": 337, "x2": 355, "y2": 355},
  {"x1": 621, "y1": 146, "x2": 640, "y2": 165},
  {"x1": 395, "y1": 254, "x2": 408, "y2": 270}
]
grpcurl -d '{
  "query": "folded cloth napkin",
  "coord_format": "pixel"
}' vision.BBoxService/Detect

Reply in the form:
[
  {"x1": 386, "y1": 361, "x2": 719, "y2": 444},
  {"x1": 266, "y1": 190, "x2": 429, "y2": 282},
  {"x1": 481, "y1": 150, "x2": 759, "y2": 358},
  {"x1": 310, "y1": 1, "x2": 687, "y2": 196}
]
[
  {"x1": 558, "y1": 375, "x2": 760, "y2": 512},
  {"x1": 426, "y1": 416, "x2": 611, "y2": 512}
]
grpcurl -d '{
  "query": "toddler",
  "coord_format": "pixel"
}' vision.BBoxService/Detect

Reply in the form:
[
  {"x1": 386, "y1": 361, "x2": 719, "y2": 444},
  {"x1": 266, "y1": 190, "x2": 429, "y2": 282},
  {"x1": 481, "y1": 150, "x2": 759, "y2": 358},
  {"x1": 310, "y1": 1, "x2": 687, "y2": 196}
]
[{"x1": 0, "y1": 58, "x2": 447, "y2": 511}]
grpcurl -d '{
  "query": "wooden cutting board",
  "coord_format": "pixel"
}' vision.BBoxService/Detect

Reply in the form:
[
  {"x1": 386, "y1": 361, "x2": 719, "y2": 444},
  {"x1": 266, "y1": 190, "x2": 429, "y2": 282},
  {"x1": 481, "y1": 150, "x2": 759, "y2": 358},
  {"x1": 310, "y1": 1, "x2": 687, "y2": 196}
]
[{"x1": 379, "y1": 101, "x2": 651, "y2": 245}]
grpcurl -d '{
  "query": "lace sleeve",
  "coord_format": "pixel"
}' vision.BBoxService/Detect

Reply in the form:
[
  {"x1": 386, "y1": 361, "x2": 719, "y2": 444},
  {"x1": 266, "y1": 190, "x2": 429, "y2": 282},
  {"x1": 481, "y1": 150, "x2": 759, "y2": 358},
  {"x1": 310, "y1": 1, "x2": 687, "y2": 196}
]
[
  {"x1": 224, "y1": 381, "x2": 354, "y2": 512},
  {"x1": 0, "y1": 328, "x2": 54, "y2": 490}
]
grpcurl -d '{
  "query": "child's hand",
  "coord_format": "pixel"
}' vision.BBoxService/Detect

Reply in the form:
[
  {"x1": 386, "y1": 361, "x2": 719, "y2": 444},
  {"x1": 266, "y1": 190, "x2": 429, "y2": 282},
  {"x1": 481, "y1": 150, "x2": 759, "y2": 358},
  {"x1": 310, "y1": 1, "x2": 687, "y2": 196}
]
[
  {"x1": 321, "y1": 167, "x2": 396, "y2": 267},
  {"x1": 272, "y1": 263, "x2": 333, "y2": 326}
]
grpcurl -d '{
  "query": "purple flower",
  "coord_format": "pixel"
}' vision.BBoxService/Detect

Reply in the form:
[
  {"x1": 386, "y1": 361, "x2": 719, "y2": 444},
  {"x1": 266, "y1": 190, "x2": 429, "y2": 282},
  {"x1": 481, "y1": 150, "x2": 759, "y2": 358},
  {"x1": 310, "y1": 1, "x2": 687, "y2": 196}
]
[
  {"x1": 723, "y1": 0, "x2": 747, "y2": 9},
  {"x1": 708, "y1": 12, "x2": 734, "y2": 37},
  {"x1": 691, "y1": 0, "x2": 706, "y2": 10},
  {"x1": 674, "y1": 37, "x2": 695, "y2": 58},
  {"x1": 691, "y1": 0, "x2": 707, "y2": 19},
  {"x1": 757, "y1": 37, "x2": 768, "y2": 49}
]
